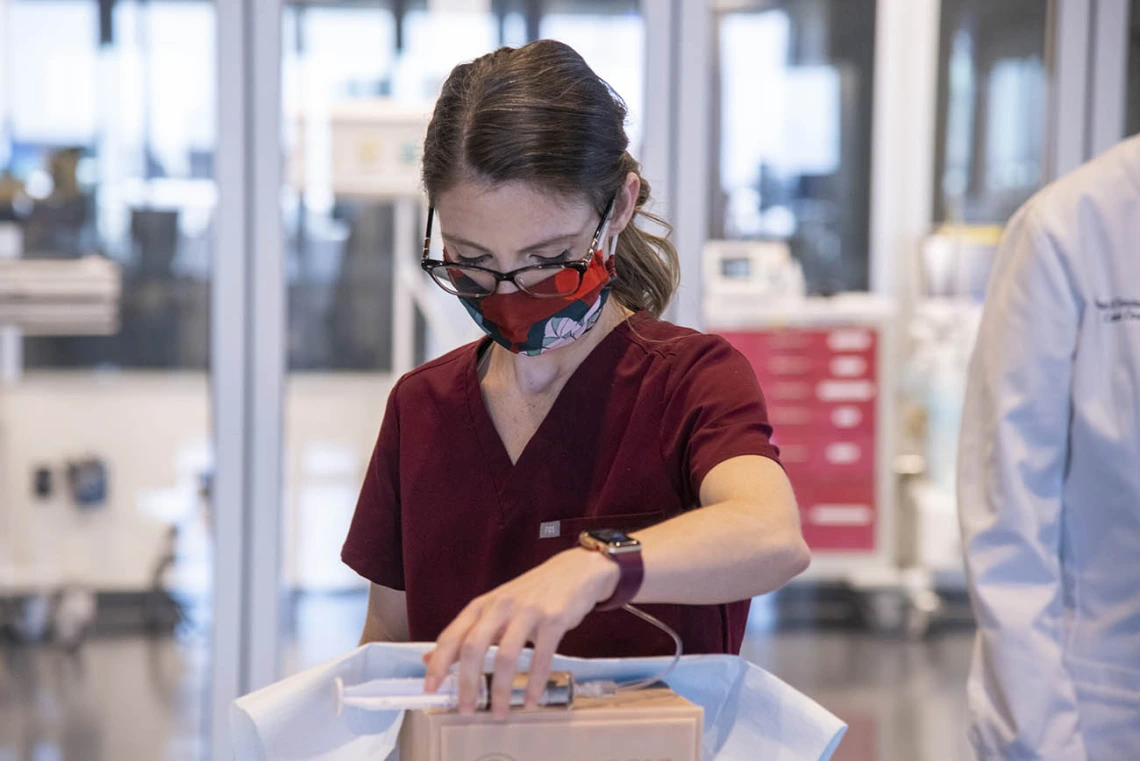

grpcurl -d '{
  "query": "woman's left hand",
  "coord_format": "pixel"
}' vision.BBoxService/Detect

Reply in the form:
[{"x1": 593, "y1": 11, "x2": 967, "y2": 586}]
[{"x1": 422, "y1": 547, "x2": 619, "y2": 719}]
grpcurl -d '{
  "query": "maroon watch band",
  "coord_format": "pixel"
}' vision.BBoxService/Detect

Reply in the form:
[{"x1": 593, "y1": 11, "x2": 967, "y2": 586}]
[{"x1": 594, "y1": 549, "x2": 645, "y2": 612}]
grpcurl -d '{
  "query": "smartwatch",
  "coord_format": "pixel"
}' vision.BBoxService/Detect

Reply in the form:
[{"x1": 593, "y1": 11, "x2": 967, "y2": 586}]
[{"x1": 578, "y1": 528, "x2": 644, "y2": 612}]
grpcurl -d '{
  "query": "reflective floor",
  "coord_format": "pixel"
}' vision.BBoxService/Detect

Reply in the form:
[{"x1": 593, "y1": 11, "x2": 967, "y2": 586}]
[
  {"x1": 0, "y1": 636, "x2": 207, "y2": 761},
  {"x1": 742, "y1": 631, "x2": 974, "y2": 761},
  {"x1": 0, "y1": 592, "x2": 974, "y2": 761}
]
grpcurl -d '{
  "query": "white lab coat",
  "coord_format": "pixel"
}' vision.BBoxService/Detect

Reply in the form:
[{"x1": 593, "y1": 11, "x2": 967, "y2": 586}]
[{"x1": 959, "y1": 134, "x2": 1140, "y2": 761}]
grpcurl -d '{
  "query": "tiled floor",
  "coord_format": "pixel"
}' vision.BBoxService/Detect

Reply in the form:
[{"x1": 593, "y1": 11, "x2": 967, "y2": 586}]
[{"x1": 0, "y1": 592, "x2": 974, "y2": 761}]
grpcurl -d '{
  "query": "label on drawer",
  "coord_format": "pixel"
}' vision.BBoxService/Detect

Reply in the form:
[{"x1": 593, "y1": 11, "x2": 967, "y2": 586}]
[
  {"x1": 810, "y1": 504, "x2": 874, "y2": 526},
  {"x1": 830, "y1": 355, "x2": 869, "y2": 378},
  {"x1": 817, "y1": 380, "x2": 875, "y2": 402},
  {"x1": 830, "y1": 406, "x2": 864, "y2": 428},
  {"x1": 827, "y1": 329, "x2": 873, "y2": 352},
  {"x1": 825, "y1": 442, "x2": 863, "y2": 465}
]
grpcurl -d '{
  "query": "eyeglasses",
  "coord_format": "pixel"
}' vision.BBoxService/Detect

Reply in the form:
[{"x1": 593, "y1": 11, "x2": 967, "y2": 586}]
[{"x1": 420, "y1": 197, "x2": 615, "y2": 299}]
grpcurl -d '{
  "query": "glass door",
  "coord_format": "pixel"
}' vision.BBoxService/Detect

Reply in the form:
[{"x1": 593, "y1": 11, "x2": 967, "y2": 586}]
[{"x1": 0, "y1": 1, "x2": 217, "y2": 759}]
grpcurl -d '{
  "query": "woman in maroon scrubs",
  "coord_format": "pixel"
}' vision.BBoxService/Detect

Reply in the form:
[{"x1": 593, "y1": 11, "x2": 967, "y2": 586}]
[{"x1": 342, "y1": 39, "x2": 809, "y2": 719}]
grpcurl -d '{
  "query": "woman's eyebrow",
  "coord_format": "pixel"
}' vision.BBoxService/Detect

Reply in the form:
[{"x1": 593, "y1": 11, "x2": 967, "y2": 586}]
[
  {"x1": 519, "y1": 233, "x2": 580, "y2": 253},
  {"x1": 444, "y1": 231, "x2": 583, "y2": 255}
]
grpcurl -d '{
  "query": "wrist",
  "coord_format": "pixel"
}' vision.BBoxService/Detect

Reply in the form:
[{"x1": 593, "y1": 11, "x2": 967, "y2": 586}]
[
  {"x1": 575, "y1": 527, "x2": 645, "y2": 611},
  {"x1": 576, "y1": 547, "x2": 621, "y2": 604}
]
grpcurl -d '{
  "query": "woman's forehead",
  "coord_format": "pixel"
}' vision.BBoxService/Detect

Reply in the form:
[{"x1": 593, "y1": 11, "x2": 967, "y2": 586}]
[{"x1": 435, "y1": 181, "x2": 594, "y2": 246}]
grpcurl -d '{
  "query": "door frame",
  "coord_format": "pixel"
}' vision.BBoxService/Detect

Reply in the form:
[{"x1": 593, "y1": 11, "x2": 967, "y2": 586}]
[{"x1": 211, "y1": 0, "x2": 284, "y2": 757}]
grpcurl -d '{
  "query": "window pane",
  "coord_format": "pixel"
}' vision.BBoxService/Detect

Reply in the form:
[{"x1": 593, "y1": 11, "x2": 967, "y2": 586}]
[
  {"x1": 539, "y1": 1, "x2": 644, "y2": 156},
  {"x1": 932, "y1": 0, "x2": 1049, "y2": 224},
  {"x1": 713, "y1": 0, "x2": 877, "y2": 295},
  {"x1": 16, "y1": 0, "x2": 215, "y2": 369}
]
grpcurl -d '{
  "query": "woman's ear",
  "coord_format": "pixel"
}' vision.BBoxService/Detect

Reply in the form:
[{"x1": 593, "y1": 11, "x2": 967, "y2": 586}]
[{"x1": 606, "y1": 171, "x2": 641, "y2": 239}]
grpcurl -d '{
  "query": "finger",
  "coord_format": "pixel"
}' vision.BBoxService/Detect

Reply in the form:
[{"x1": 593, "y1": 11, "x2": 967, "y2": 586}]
[
  {"x1": 455, "y1": 602, "x2": 512, "y2": 713},
  {"x1": 490, "y1": 611, "x2": 540, "y2": 720},
  {"x1": 424, "y1": 600, "x2": 485, "y2": 693},
  {"x1": 525, "y1": 618, "x2": 565, "y2": 709}
]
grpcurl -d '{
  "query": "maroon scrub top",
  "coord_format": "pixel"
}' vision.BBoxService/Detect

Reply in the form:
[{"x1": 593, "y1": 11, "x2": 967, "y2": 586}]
[{"x1": 342, "y1": 311, "x2": 781, "y2": 658}]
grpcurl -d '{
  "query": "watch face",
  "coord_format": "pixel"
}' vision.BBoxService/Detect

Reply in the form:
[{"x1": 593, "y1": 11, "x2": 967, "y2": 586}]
[{"x1": 588, "y1": 528, "x2": 635, "y2": 546}]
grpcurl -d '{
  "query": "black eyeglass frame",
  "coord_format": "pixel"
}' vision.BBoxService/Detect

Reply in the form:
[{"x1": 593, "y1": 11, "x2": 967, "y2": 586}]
[{"x1": 420, "y1": 197, "x2": 616, "y2": 299}]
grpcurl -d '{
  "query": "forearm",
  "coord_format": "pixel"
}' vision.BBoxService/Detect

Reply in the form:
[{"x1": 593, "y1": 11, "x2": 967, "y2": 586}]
[
  {"x1": 578, "y1": 497, "x2": 810, "y2": 607},
  {"x1": 638, "y1": 499, "x2": 809, "y2": 604}
]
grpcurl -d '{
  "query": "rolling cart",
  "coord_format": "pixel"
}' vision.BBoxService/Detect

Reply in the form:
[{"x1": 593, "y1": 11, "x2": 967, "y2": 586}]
[{"x1": 702, "y1": 240, "x2": 913, "y2": 632}]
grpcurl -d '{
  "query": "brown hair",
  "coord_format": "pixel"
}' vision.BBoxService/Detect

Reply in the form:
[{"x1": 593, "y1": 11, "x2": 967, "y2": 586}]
[{"x1": 421, "y1": 40, "x2": 680, "y2": 317}]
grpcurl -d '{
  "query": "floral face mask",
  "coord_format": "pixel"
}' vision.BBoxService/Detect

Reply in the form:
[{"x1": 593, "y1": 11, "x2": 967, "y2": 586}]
[{"x1": 460, "y1": 246, "x2": 616, "y2": 356}]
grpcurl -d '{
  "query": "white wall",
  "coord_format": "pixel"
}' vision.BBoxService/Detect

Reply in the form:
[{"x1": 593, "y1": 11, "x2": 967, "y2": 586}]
[
  {"x1": 0, "y1": 372, "x2": 210, "y2": 593},
  {"x1": 0, "y1": 371, "x2": 392, "y2": 594}
]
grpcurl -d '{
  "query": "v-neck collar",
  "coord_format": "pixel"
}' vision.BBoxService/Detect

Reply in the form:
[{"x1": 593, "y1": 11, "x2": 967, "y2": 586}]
[{"x1": 464, "y1": 312, "x2": 645, "y2": 502}]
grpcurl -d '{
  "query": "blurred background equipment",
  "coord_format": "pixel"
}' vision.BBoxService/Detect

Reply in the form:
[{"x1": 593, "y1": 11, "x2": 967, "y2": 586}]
[
  {"x1": 894, "y1": 224, "x2": 998, "y2": 597},
  {"x1": 0, "y1": 214, "x2": 119, "y2": 653},
  {"x1": 0, "y1": 255, "x2": 121, "y2": 336},
  {"x1": 704, "y1": 243, "x2": 901, "y2": 626},
  {"x1": 66, "y1": 457, "x2": 110, "y2": 509}
]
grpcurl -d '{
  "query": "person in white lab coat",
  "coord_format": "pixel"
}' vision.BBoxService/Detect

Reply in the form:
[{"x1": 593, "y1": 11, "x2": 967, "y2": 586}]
[{"x1": 959, "y1": 133, "x2": 1140, "y2": 761}]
